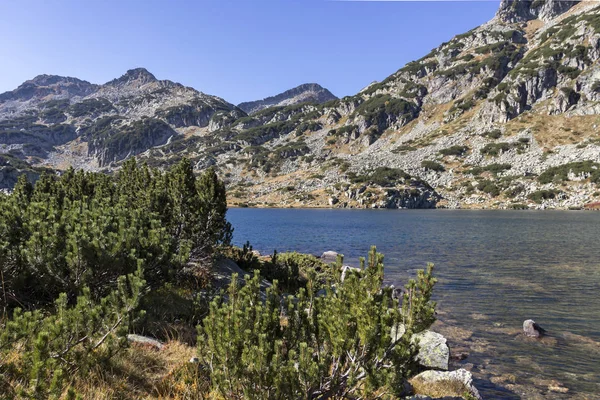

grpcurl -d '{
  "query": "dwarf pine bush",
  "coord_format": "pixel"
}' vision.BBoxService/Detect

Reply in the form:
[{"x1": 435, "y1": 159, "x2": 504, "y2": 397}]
[{"x1": 199, "y1": 247, "x2": 437, "y2": 399}]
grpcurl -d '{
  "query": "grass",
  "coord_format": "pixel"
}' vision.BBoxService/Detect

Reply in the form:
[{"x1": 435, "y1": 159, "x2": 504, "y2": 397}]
[{"x1": 2, "y1": 338, "x2": 207, "y2": 400}]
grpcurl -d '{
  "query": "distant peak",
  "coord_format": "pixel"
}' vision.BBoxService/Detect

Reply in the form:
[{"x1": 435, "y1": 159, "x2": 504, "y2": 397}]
[
  {"x1": 27, "y1": 74, "x2": 90, "y2": 87},
  {"x1": 124, "y1": 68, "x2": 156, "y2": 81},
  {"x1": 106, "y1": 68, "x2": 157, "y2": 86},
  {"x1": 496, "y1": 0, "x2": 580, "y2": 23},
  {"x1": 238, "y1": 83, "x2": 337, "y2": 114}
]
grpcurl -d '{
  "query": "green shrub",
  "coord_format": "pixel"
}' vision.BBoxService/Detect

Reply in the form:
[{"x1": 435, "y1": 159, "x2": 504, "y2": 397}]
[
  {"x1": 0, "y1": 159, "x2": 231, "y2": 309},
  {"x1": 468, "y1": 163, "x2": 512, "y2": 175},
  {"x1": 68, "y1": 98, "x2": 115, "y2": 117},
  {"x1": 353, "y1": 94, "x2": 417, "y2": 127},
  {"x1": 510, "y1": 203, "x2": 529, "y2": 210},
  {"x1": 350, "y1": 167, "x2": 412, "y2": 186},
  {"x1": 528, "y1": 189, "x2": 560, "y2": 203},
  {"x1": 538, "y1": 161, "x2": 600, "y2": 184},
  {"x1": 481, "y1": 142, "x2": 511, "y2": 156},
  {"x1": 439, "y1": 145, "x2": 469, "y2": 156},
  {"x1": 199, "y1": 247, "x2": 436, "y2": 399},
  {"x1": 476, "y1": 180, "x2": 500, "y2": 197},
  {"x1": 482, "y1": 129, "x2": 502, "y2": 139},
  {"x1": 421, "y1": 160, "x2": 446, "y2": 172}
]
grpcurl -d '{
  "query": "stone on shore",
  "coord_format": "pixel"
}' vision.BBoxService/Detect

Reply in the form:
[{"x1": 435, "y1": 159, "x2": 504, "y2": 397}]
[
  {"x1": 410, "y1": 369, "x2": 482, "y2": 400},
  {"x1": 523, "y1": 319, "x2": 545, "y2": 338},
  {"x1": 320, "y1": 251, "x2": 339, "y2": 263},
  {"x1": 412, "y1": 330, "x2": 450, "y2": 371}
]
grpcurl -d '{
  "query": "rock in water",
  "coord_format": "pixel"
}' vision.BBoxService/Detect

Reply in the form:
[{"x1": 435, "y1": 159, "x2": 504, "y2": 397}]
[
  {"x1": 411, "y1": 330, "x2": 450, "y2": 371},
  {"x1": 411, "y1": 369, "x2": 482, "y2": 400},
  {"x1": 523, "y1": 319, "x2": 546, "y2": 338}
]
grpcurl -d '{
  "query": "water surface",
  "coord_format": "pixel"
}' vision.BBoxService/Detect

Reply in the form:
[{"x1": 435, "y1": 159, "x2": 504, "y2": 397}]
[{"x1": 228, "y1": 209, "x2": 600, "y2": 399}]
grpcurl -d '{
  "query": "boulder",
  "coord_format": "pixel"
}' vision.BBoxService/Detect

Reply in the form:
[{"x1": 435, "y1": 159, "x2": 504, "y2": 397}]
[
  {"x1": 320, "y1": 251, "x2": 339, "y2": 263},
  {"x1": 523, "y1": 319, "x2": 546, "y2": 338},
  {"x1": 390, "y1": 325, "x2": 450, "y2": 371},
  {"x1": 411, "y1": 369, "x2": 482, "y2": 400},
  {"x1": 412, "y1": 330, "x2": 450, "y2": 371}
]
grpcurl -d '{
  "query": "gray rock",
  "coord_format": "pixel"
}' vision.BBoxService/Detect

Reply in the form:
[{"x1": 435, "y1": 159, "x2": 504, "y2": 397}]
[
  {"x1": 496, "y1": 0, "x2": 579, "y2": 23},
  {"x1": 412, "y1": 330, "x2": 450, "y2": 371},
  {"x1": 523, "y1": 319, "x2": 546, "y2": 338},
  {"x1": 127, "y1": 334, "x2": 164, "y2": 350},
  {"x1": 412, "y1": 369, "x2": 482, "y2": 400},
  {"x1": 320, "y1": 251, "x2": 339, "y2": 263}
]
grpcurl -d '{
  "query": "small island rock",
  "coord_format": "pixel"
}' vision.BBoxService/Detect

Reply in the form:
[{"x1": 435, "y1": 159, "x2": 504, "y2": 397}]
[{"x1": 523, "y1": 319, "x2": 546, "y2": 338}]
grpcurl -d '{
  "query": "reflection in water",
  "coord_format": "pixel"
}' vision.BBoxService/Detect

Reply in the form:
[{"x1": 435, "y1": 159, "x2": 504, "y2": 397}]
[{"x1": 228, "y1": 209, "x2": 600, "y2": 399}]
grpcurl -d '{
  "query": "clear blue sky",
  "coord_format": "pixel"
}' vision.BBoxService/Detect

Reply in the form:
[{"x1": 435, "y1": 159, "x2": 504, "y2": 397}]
[{"x1": 0, "y1": 0, "x2": 500, "y2": 104}]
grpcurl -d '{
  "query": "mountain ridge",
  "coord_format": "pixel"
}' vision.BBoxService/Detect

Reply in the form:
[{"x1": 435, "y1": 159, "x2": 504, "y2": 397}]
[{"x1": 2, "y1": 0, "x2": 600, "y2": 211}]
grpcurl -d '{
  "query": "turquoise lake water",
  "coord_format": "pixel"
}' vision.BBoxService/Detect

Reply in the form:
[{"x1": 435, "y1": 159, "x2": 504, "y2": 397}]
[{"x1": 227, "y1": 209, "x2": 600, "y2": 399}]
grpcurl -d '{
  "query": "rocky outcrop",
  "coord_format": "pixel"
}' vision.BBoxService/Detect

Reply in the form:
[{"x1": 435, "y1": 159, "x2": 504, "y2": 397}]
[
  {"x1": 238, "y1": 83, "x2": 337, "y2": 115},
  {"x1": 496, "y1": 0, "x2": 579, "y2": 23}
]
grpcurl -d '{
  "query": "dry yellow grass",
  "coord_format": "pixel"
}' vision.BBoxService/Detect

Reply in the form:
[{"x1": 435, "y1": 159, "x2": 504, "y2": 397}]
[
  {"x1": 71, "y1": 340, "x2": 202, "y2": 399},
  {"x1": 506, "y1": 112, "x2": 600, "y2": 149}
]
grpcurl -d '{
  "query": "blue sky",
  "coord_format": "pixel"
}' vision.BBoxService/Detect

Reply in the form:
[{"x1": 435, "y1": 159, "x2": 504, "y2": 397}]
[{"x1": 0, "y1": 0, "x2": 500, "y2": 104}]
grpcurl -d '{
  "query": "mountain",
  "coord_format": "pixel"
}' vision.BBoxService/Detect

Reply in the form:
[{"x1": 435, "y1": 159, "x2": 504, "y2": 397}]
[
  {"x1": 238, "y1": 83, "x2": 337, "y2": 114},
  {"x1": 2, "y1": 0, "x2": 600, "y2": 210},
  {"x1": 0, "y1": 68, "x2": 245, "y2": 175}
]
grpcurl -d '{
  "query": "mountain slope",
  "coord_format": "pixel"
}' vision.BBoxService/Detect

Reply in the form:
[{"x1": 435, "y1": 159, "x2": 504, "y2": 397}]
[
  {"x1": 238, "y1": 83, "x2": 337, "y2": 114},
  {"x1": 2, "y1": 0, "x2": 600, "y2": 209}
]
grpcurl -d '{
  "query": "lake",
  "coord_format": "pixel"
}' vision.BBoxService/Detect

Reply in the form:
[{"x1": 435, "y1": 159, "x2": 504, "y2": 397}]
[{"x1": 228, "y1": 208, "x2": 600, "y2": 399}]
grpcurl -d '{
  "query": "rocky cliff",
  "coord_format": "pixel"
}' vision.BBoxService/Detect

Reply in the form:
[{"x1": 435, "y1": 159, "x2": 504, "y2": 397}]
[
  {"x1": 238, "y1": 83, "x2": 337, "y2": 115},
  {"x1": 2, "y1": 1, "x2": 600, "y2": 209}
]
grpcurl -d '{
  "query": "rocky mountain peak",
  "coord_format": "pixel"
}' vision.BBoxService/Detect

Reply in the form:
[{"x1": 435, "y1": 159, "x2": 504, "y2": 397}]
[
  {"x1": 106, "y1": 68, "x2": 157, "y2": 87},
  {"x1": 496, "y1": 0, "x2": 580, "y2": 23},
  {"x1": 0, "y1": 74, "x2": 97, "y2": 104},
  {"x1": 238, "y1": 83, "x2": 337, "y2": 114}
]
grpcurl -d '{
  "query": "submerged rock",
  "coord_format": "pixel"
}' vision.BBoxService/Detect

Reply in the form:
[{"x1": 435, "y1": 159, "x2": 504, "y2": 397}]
[{"x1": 523, "y1": 319, "x2": 546, "y2": 338}]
